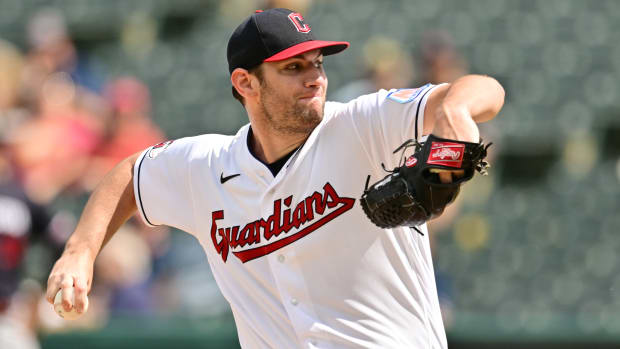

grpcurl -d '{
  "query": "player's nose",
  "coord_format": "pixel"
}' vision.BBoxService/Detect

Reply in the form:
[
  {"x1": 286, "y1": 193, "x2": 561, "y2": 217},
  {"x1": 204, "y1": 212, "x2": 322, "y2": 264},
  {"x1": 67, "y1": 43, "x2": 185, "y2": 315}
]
[{"x1": 303, "y1": 67, "x2": 326, "y2": 89}]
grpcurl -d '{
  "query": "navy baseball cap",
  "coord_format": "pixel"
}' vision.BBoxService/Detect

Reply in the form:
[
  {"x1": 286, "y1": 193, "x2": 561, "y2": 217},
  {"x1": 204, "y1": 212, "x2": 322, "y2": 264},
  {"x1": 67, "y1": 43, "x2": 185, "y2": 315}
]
[{"x1": 227, "y1": 8, "x2": 349, "y2": 73}]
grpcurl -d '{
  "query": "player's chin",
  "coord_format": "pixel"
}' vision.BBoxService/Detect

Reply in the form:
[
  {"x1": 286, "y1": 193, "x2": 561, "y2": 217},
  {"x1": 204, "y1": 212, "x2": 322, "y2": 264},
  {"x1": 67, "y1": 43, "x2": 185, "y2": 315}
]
[
  {"x1": 297, "y1": 95, "x2": 323, "y2": 108},
  {"x1": 293, "y1": 104, "x2": 323, "y2": 129},
  {"x1": 297, "y1": 97, "x2": 324, "y2": 114}
]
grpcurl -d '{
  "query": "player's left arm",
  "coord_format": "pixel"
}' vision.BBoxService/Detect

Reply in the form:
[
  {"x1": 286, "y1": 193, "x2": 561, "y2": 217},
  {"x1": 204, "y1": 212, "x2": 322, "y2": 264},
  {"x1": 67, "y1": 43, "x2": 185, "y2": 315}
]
[{"x1": 422, "y1": 74, "x2": 505, "y2": 143}]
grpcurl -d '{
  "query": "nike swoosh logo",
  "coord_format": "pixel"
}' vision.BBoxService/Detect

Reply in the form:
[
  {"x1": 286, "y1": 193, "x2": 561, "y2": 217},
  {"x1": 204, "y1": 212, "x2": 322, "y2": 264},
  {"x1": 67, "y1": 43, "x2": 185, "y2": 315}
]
[{"x1": 220, "y1": 173, "x2": 241, "y2": 184}]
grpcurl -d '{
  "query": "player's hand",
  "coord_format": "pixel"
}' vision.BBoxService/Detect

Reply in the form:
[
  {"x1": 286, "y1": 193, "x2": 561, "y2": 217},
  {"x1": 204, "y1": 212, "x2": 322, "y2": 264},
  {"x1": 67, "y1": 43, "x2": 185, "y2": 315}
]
[
  {"x1": 430, "y1": 168, "x2": 465, "y2": 184},
  {"x1": 46, "y1": 248, "x2": 95, "y2": 314},
  {"x1": 431, "y1": 103, "x2": 479, "y2": 183}
]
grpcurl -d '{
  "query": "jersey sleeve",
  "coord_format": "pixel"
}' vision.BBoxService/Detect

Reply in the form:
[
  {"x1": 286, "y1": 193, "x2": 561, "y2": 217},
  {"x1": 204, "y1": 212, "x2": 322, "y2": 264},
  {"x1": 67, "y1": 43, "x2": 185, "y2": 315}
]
[
  {"x1": 133, "y1": 139, "x2": 196, "y2": 233},
  {"x1": 338, "y1": 83, "x2": 444, "y2": 170}
]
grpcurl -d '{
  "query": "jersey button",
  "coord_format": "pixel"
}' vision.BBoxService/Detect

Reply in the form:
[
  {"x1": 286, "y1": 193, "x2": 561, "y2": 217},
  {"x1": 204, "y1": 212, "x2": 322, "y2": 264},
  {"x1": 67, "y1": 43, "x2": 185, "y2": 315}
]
[
  {"x1": 277, "y1": 254, "x2": 285, "y2": 263},
  {"x1": 290, "y1": 298, "x2": 299, "y2": 306}
]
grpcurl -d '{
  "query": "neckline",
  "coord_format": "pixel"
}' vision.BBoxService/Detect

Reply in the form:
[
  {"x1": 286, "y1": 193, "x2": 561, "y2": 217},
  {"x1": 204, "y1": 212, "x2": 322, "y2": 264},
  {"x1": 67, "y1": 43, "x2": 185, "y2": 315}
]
[{"x1": 246, "y1": 127, "x2": 301, "y2": 176}]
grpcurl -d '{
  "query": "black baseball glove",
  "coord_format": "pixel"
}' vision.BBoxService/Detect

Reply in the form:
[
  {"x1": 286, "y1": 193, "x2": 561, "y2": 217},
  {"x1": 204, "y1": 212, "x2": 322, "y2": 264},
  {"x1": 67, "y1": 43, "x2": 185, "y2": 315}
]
[{"x1": 360, "y1": 134, "x2": 491, "y2": 229}]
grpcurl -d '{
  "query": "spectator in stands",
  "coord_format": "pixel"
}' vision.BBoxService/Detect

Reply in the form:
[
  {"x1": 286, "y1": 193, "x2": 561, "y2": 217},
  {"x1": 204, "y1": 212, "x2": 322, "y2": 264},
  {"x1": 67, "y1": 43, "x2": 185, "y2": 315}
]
[
  {"x1": 9, "y1": 8, "x2": 109, "y2": 204},
  {"x1": 0, "y1": 130, "x2": 53, "y2": 349},
  {"x1": 417, "y1": 30, "x2": 468, "y2": 85},
  {"x1": 264, "y1": 0, "x2": 312, "y2": 13},
  {"x1": 0, "y1": 39, "x2": 29, "y2": 127},
  {"x1": 94, "y1": 223, "x2": 156, "y2": 316},
  {"x1": 83, "y1": 77, "x2": 165, "y2": 190},
  {"x1": 11, "y1": 72, "x2": 104, "y2": 203},
  {"x1": 331, "y1": 36, "x2": 415, "y2": 102},
  {"x1": 22, "y1": 8, "x2": 103, "y2": 98}
]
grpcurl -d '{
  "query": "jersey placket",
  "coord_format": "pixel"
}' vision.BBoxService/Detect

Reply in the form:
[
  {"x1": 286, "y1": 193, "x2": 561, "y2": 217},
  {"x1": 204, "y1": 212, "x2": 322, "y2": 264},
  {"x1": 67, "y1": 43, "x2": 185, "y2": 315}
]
[
  {"x1": 266, "y1": 249, "x2": 320, "y2": 347},
  {"x1": 260, "y1": 158, "x2": 322, "y2": 347}
]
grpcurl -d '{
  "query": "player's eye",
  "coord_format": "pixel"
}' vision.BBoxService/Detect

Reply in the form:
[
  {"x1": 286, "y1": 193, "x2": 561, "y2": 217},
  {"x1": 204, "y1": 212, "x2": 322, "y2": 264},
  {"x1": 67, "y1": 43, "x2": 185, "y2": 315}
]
[
  {"x1": 314, "y1": 61, "x2": 323, "y2": 68},
  {"x1": 286, "y1": 63, "x2": 300, "y2": 70}
]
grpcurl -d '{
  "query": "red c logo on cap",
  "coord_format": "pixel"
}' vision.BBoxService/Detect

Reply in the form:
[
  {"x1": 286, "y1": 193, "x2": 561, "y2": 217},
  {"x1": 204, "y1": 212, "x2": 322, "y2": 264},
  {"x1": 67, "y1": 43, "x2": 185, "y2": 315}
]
[{"x1": 288, "y1": 13, "x2": 311, "y2": 33}]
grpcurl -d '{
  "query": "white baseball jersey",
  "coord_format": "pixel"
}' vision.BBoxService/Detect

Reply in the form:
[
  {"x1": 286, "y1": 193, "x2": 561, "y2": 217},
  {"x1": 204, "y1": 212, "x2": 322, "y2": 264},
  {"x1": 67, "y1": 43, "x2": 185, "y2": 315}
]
[{"x1": 133, "y1": 83, "x2": 447, "y2": 349}]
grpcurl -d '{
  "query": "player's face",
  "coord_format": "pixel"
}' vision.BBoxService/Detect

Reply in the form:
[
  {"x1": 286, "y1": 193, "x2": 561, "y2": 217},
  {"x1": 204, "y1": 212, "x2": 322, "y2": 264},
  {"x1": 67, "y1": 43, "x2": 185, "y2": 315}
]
[{"x1": 258, "y1": 50, "x2": 327, "y2": 135}]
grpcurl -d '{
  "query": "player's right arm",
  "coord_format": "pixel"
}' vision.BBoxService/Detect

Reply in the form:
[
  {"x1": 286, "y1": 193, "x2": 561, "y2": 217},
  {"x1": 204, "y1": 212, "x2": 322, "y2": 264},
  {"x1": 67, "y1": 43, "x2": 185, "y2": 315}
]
[{"x1": 45, "y1": 151, "x2": 141, "y2": 313}]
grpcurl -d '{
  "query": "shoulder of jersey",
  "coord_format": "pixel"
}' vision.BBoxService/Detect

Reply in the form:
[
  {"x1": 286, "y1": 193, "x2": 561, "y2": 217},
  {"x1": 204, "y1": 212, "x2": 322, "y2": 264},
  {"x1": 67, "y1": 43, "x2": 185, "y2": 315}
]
[
  {"x1": 385, "y1": 84, "x2": 433, "y2": 104},
  {"x1": 326, "y1": 91, "x2": 378, "y2": 109},
  {"x1": 323, "y1": 101, "x2": 345, "y2": 119},
  {"x1": 328, "y1": 89, "x2": 395, "y2": 108},
  {"x1": 326, "y1": 90, "x2": 384, "y2": 114},
  {"x1": 146, "y1": 134, "x2": 236, "y2": 161}
]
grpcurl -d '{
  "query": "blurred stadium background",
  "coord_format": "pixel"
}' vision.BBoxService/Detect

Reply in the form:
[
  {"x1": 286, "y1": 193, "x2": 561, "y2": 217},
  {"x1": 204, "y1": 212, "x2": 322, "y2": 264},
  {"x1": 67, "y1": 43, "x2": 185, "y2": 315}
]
[{"x1": 1, "y1": 0, "x2": 619, "y2": 348}]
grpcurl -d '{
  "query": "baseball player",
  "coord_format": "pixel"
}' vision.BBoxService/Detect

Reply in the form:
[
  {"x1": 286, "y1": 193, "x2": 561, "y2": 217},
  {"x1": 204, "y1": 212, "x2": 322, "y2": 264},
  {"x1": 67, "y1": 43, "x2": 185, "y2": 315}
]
[{"x1": 46, "y1": 8, "x2": 504, "y2": 348}]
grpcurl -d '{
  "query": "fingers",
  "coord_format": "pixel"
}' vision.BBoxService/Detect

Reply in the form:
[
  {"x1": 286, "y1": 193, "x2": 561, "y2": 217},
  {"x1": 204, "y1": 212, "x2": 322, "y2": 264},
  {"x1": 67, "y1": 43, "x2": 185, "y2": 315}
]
[
  {"x1": 60, "y1": 275, "x2": 75, "y2": 312},
  {"x1": 438, "y1": 171, "x2": 453, "y2": 184},
  {"x1": 430, "y1": 169, "x2": 465, "y2": 184},
  {"x1": 46, "y1": 275, "x2": 60, "y2": 304},
  {"x1": 452, "y1": 170, "x2": 465, "y2": 180},
  {"x1": 46, "y1": 272, "x2": 89, "y2": 313},
  {"x1": 46, "y1": 252, "x2": 94, "y2": 316},
  {"x1": 73, "y1": 279, "x2": 89, "y2": 313}
]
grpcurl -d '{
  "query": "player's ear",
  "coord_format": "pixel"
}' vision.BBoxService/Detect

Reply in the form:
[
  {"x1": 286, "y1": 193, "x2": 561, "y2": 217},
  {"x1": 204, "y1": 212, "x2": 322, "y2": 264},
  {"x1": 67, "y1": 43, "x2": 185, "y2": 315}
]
[{"x1": 231, "y1": 68, "x2": 259, "y2": 101}]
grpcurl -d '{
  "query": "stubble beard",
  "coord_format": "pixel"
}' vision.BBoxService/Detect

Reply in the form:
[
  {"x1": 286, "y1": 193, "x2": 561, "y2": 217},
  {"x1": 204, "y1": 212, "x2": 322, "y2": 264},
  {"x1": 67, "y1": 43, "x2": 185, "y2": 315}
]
[{"x1": 259, "y1": 83, "x2": 324, "y2": 136}]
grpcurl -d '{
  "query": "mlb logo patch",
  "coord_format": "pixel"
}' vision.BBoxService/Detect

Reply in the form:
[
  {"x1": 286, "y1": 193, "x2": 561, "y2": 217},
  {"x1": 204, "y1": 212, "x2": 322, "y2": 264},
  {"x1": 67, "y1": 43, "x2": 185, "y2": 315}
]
[
  {"x1": 386, "y1": 84, "x2": 431, "y2": 104},
  {"x1": 148, "y1": 140, "x2": 174, "y2": 159}
]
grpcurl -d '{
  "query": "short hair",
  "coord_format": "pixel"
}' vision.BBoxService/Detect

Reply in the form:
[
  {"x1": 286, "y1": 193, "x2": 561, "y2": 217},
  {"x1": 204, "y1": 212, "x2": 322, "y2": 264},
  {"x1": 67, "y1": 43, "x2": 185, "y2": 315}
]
[{"x1": 232, "y1": 65, "x2": 264, "y2": 106}]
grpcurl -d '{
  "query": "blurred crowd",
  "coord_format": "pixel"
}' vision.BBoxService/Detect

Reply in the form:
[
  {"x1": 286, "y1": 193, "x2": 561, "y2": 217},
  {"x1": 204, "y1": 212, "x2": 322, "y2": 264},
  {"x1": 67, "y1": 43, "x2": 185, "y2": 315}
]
[
  {"x1": 0, "y1": 8, "x2": 171, "y2": 348},
  {"x1": 0, "y1": 4, "x2": 476, "y2": 348}
]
